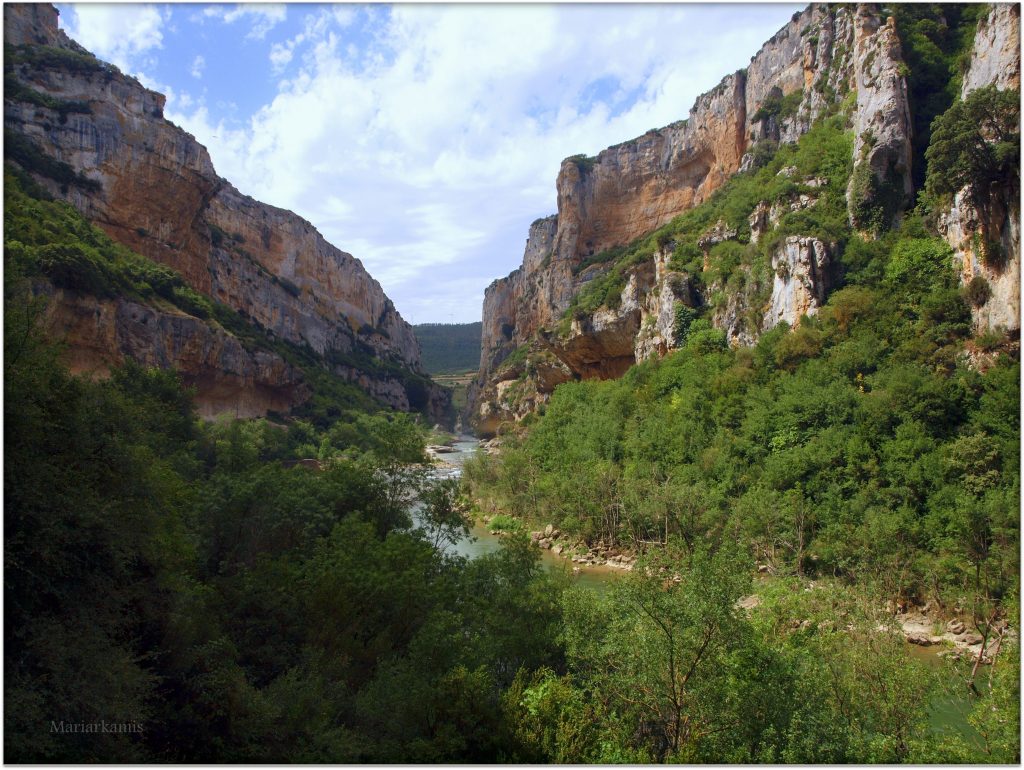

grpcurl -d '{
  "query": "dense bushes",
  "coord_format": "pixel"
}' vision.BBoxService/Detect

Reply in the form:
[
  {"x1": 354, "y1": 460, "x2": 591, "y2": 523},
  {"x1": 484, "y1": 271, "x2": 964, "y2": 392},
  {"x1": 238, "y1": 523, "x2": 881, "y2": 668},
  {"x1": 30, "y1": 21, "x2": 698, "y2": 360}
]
[
  {"x1": 5, "y1": 43, "x2": 111, "y2": 77},
  {"x1": 464, "y1": 206, "x2": 1020, "y2": 761},
  {"x1": 466, "y1": 210, "x2": 1018, "y2": 612},
  {"x1": 3, "y1": 281, "x2": 565, "y2": 761}
]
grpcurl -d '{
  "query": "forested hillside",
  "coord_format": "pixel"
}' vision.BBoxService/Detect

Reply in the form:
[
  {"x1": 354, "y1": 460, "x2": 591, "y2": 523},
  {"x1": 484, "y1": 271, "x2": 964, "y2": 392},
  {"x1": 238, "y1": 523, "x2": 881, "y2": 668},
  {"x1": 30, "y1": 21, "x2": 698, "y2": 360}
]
[
  {"x1": 4, "y1": 170, "x2": 565, "y2": 762},
  {"x1": 413, "y1": 322, "x2": 482, "y2": 374}
]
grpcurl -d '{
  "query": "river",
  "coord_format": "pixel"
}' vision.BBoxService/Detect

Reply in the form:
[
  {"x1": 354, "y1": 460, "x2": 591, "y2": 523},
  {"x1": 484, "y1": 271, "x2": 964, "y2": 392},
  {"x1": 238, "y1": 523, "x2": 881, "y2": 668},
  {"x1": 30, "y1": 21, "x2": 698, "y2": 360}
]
[
  {"x1": 424, "y1": 436, "x2": 620, "y2": 592},
  {"x1": 424, "y1": 436, "x2": 979, "y2": 742}
]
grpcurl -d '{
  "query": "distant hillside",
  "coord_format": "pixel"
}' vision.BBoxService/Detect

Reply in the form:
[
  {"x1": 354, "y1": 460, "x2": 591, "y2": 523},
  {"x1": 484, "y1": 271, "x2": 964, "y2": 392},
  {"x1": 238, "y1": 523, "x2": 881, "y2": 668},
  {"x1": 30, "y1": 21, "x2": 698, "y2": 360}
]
[{"x1": 413, "y1": 322, "x2": 482, "y2": 374}]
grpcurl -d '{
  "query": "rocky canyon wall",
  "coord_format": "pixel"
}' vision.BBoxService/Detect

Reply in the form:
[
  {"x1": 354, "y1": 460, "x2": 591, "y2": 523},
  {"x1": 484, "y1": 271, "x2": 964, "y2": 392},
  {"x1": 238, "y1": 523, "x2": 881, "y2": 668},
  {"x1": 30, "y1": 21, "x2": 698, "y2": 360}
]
[
  {"x1": 938, "y1": 3, "x2": 1021, "y2": 334},
  {"x1": 473, "y1": 3, "x2": 865, "y2": 434},
  {"x1": 472, "y1": 2, "x2": 1019, "y2": 437},
  {"x1": 4, "y1": 4, "x2": 446, "y2": 420}
]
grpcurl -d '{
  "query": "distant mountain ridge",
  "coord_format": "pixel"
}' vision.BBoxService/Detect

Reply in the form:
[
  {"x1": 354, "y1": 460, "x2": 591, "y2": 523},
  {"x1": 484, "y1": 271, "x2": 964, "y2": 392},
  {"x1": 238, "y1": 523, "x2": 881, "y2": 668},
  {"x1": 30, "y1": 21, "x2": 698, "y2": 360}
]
[{"x1": 413, "y1": 322, "x2": 482, "y2": 374}]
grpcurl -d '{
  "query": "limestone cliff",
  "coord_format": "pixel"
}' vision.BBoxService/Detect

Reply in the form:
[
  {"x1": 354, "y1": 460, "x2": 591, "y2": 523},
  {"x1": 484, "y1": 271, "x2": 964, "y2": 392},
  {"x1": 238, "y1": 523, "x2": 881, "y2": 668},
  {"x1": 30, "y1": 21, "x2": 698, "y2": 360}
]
[
  {"x1": 938, "y1": 3, "x2": 1021, "y2": 334},
  {"x1": 4, "y1": 4, "x2": 447, "y2": 420},
  {"x1": 846, "y1": 7, "x2": 913, "y2": 231},
  {"x1": 34, "y1": 279, "x2": 309, "y2": 419},
  {"x1": 473, "y1": 1, "x2": 1020, "y2": 437},
  {"x1": 472, "y1": 3, "x2": 910, "y2": 435}
]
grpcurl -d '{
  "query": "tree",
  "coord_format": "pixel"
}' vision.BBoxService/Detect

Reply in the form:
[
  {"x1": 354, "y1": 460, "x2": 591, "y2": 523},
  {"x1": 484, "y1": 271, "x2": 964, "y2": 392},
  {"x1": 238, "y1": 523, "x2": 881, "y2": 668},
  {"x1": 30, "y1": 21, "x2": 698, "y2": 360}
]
[
  {"x1": 925, "y1": 85, "x2": 1020, "y2": 211},
  {"x1": 415, "y1": 477, "x2": 471, "y2": 555},
  {"x1": 559, "y1": 544, "x2": 762, "y2": 761}
]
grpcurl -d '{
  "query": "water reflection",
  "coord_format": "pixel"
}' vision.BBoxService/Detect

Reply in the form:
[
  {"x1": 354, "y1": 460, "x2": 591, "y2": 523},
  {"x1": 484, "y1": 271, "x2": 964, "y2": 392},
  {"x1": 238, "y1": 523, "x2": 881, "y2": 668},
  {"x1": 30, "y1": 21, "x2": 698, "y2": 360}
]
[{"x1": 423, "y1": 436, "x2": 618, "y2": 592}]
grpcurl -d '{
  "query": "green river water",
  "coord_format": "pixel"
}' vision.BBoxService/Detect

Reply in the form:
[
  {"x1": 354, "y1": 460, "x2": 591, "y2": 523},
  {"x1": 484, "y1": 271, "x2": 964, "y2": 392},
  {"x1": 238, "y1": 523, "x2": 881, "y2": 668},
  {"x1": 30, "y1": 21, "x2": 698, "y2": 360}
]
[{"x1": 432, "y1": 436, "x2": 620, "y2": 592}]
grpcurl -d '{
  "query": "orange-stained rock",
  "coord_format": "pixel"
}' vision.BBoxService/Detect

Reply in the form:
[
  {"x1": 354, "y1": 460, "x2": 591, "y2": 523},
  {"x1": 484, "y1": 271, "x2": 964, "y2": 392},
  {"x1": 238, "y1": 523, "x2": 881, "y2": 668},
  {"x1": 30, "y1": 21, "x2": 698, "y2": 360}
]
[
  {"x1": 470, "y1": 3, "x2": 925, "y2": 434},
  {"x1": 35, "y1": 280, "x2": 309, "y2": 419},
  {"x1": 5, "y1": 4, "x2": 446, "y2": 419}
]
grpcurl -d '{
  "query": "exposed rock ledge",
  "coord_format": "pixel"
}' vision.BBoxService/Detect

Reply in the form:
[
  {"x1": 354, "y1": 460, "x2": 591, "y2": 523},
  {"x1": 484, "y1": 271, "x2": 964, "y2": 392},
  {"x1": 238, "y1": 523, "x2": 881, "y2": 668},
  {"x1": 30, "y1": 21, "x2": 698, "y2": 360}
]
[{"x1": 35, "y1": 280, "x2": 309, "y2": 419}]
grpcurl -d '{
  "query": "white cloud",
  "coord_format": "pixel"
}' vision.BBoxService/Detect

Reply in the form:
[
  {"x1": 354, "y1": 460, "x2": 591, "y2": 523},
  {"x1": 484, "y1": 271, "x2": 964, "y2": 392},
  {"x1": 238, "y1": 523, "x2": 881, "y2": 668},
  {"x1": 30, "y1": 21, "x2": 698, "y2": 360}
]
[
  {"x1": 190, "y1": 54, "x2": 205, "y2": 79},
  {"x1": 168, "y1": 3, "x2": 804, "y2": 322},
  {"x1": 59, "y1": 4, "x2": 167, "y2": 73},
  {"x1": 202, "y1": 4, "x2": 286, "y2": 40},
  {"x1": 269, "y1": 41, "x2": 293, "y2": 72}
]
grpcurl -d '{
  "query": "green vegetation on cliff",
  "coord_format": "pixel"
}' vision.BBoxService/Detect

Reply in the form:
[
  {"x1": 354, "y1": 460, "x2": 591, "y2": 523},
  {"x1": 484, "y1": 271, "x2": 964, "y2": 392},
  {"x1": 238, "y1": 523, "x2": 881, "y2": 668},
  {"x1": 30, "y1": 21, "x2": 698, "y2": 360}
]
[
  {"x1": 468, "y1": 231, "x2": 1019, "y2": 596},
  {"x1": 463, "y1": 44, "x2": 1020, "y2": 763},
  {"x1": 892, "y1": 3, "x2": 985, "y2": 196},
  {"x1": 3, "y1": 167, "x2": 438, "y2": 425}
]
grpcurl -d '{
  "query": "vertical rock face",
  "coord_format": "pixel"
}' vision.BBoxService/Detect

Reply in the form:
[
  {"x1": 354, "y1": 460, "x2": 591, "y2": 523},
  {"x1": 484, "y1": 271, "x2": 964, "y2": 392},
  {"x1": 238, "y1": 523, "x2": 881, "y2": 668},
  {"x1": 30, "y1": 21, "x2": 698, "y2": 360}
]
[
  {"x1": 5, "y1": 4, "x2": 446, "y2": 418},
  {"x1": 3, "y1": 2, "x2": 58, "y2": 46},
  {"x1": 939, "y1": 3, "x2": 1021, "y2": 334},
  {"x1": 847, "y1": 5, "x2": 913, "y2": 230},
  {"x1": 553, "y1": 72, "x2": 747, "y2": 268},
  {"x1": 941, "y1": 187, "x2": 1020, "y2": 332},
  {"x1": 35, "y1": 281, "x2": 309, "y2": 419},
  {"x1": 962, "y1": 3, "x2": 1021, "y2": 94},
  {"x1": 478, "y1": 216, "x2": 558, "y2": 378},
  {"x1": 744, "y1": 4, "x2": 854, "y2": 148},
  {"x1": 763, "y1": 237, "x2": 833, "y2": 331},
  {"x1": 472, "y1": 3, "x2": 912, "y2": 434}
]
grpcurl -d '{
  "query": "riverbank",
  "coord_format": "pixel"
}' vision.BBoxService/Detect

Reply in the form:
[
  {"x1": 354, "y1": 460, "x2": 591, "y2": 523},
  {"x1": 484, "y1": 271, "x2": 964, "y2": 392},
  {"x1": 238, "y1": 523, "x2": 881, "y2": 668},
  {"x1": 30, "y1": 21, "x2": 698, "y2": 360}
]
[
  {"x1": 478, "y1": 513, "x2": 637, "y2": 572},
  {"x1": 437, "y1": 437, "x2": 1008, "y2": 666}
]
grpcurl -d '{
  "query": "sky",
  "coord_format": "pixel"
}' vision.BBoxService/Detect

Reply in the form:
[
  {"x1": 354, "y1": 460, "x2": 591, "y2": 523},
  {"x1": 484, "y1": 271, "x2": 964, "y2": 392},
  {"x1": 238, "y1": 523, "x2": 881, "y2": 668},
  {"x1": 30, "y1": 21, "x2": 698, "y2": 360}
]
[{"x1": 56, "y1": 2, "x2": 804, "y2": 324}]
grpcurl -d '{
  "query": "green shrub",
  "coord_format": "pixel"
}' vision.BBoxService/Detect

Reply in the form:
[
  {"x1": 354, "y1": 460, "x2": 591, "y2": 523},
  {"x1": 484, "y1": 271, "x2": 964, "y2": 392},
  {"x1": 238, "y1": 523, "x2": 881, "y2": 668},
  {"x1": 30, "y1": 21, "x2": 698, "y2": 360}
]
[
  {"x1": 487, "y1": 513, "x2": 524, "y2": 533},
  {"x1": 6, "y1": 43, "x2": 109, "y2": 77},
  {"x1": 673, "y1": 304, "x2": 697, "y2": 346},
  {"x1": 209, "y1": 223, "x2": 227, "y2": 248},
  {"x1": 748, "y1": 139, "x2": 779, "y2": 170},
  {"x1": 751, "y1": 89, "x2": 803, "y2": 123},
  {"x1": 963, "y1": 275, "x2": 992, "y2": 306},
  {"x1": 34, "y1": 241, "x2": 113, "y2": 297},
  {"x1": 979, "y1": 238, "x2": 1008, "y2": 269},
  {"x1": 884, "y1": 237, "x2": 955, "y2": 293},
  {"x1": 685, "y1": 319, "x2": 727, "y2": 354},
  {"x1": 848, "y1": 162, "x2": 905, "y2": 233},
  {"x1": 567, "y1": 153, "x2": 597, "y2": 173},
  {"x1": 975, "y1": 328, "x2": 1005, "y2": 352}
]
